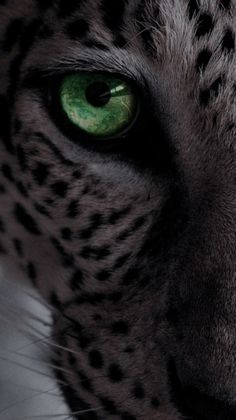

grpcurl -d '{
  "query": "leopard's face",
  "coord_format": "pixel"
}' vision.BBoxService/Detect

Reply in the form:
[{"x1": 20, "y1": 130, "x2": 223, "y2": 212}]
[{"x1": 0, "y1": 0, "x2": 236, "y2": 419}]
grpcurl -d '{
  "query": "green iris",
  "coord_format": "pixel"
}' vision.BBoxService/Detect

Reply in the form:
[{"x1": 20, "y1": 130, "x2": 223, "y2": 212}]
[{"x1": 60, "y1": 73, "x2": 138, "y2": 138}]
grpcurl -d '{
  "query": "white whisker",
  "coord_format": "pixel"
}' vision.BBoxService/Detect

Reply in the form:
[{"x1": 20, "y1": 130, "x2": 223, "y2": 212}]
[
  {"x1": 0, "y1": 385, "x2": 61, "y2": 415},
  {"x1": 13, "y1": 405, "x2": 103, "y2": 419}
]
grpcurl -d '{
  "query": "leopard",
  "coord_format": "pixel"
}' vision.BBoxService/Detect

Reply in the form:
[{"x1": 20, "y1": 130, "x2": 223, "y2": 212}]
[{"x1": 0, "y1": 0, "x2": 236, "y2": 419}]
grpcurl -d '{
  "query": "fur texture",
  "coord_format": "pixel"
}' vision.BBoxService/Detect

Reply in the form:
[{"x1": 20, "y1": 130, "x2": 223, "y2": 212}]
[{"x1": 0, "y1": 0, "x2": 236, "y2": 419}]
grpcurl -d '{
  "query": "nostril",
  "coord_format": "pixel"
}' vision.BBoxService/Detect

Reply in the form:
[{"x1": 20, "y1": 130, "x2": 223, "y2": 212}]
[{"x1": 182, "y1": 386, "x2": 236, "y2": 420}]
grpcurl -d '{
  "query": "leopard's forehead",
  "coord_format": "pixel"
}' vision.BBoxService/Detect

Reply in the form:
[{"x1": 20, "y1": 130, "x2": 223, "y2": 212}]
[{"x1": 1, "y1": 0, "x2": 235, "y2": 69}]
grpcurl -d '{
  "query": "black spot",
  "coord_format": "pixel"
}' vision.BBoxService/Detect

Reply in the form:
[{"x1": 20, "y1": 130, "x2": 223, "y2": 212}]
[
  {"x1": 70, "y1": 269, "x2": 83, "y2": 290},
  {"x1": 219, "y1": 0, "x2": 231, "y2": 10},
  {"x1": 124, "y1": 346, "x2": 135, "y2": 353},
  {"x1": 16, "y1": 181, "x2": 28, "y2": 198},
  {"x1": 50, "y1": 291, "x2": 62, "y2": 310},
  {"x1": 66, "y1": 19, "x2": 89, "y2": 39},
  {"x1": 72, "y1": 169, "x2": 82, "y2": 179},
  {"x1": 88, "y1": 350, "x2": 104, "y2": 369},
  {"x1": 1, "y1": 163, "x2": 14, "y2": 182},
  {"x1": 112, "y1": 253, "x2": 130, "y2": 270},
  {"x1": 199, "y1": 89, "x2": 211, "y2": 107},
  {"x1": 117, "y1": 216, "x2": 146, "y2": 241},
  {"x1": 151, "y1": 397, "x2": 161, "y2": 408},
  {"x1": 0, "y1": 242, "x2": 7, "y2": 254},
  {"x1": 51, "y1": 181, "x2": 69, "y2": 198},
  {"x1": 27, "y1": 262, "x2": 37, "y2": 284},
  {"x1": 210, "y1": 76, "x2": 224, "y2": 96},
  {"x1": 13, "y1": 238, "x2": 23, "y2": 257},
  {"x1": 102, "y1": 0, "x2": 127, "y2": 32},
  {"x1": 99, "y1": 396, "x2": 117, "y2": 415},
  {"x1": 196, "y1": 48, "x2": 212, "y2": 72},
  {"x1": 51, "y1": 237, "x2": 75, "y2": 267},
  {"x1": 0, "y1": 95, "x2": 14, "y2": 154},
  {"x1": 3, "y1": 18, "x2": 24, "y2": 52},
  {"x1": 61, "y1": 227, "x2": 72, "y2": 241},
  {"x1": 77, "y1": 370, "x2": 93, "y2": 392},
  {"x1": 79, "y1": 213, "x2": 103, "y2": 240},
  {"x1": 68, "y1": 353, "x2": 76, "y2": 367},
  {"x1": 14, "y1": 203, "x2": 41, "y2": 235},
  {"x1": 16, "y1": 145, "x2": 28, "y2": 171},
  {"x1": 188, "y1": 0, "x2": 200, "y2": 19},
  {"x1": 32, "y1": 162, "x2": 50, "y2": 186},
  {"x1": 226, "y1": 122, "x2": 235, "y2": 132},
  {"x1": 196, "y1": 13, "x2": 214, "y2": 38},
  {"x1": 96, "y1": 269, "x2": 111, "y2": 282},
  {"x1": 132, "y1": 382, "x2": 145, "y2": 399},
  {"x1": 108, "y1": 206, "x2": 131, "y2": 224},
  {"x1": 80, "y1": 245, "x2": 111, "y2": 260},
  {"x1": 0, "y1": 184, "x2": 6, "y2": 194},
  {"x1": 67, "y1": 199, "x2": 79, "y2": 218},
  {"x1": 0, "y1": 218, "x2": 6, "y2": 233},
  {"x1": 108, "y1": 363, "x2": 124, "y2": 382},
  {"x1": 222, "y1": 28, "x2": 235, "y2": 53},
  {"x1": 34, "y1": 203, "x2": 51, "y2": 217},
  {"x1": 111, "y1": 320, "x2": 129, "y2": 335},
  {"x1": 78, "y1": 332, "x2": 93, "y2": 350},
  {"x1": 199, "y1": 76, "x2": 223, "y2": 107}
]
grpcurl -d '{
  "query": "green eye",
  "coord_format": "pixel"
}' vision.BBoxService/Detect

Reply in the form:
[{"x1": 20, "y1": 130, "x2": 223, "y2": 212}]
[{"x1": 60, "y1": 73, "x2": 138, "y2": 138}]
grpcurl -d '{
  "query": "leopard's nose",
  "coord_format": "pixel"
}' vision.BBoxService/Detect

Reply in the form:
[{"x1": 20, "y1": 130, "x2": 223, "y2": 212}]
[{"x1": 181, "y1": 386, "x2": 236, "y2": 420}]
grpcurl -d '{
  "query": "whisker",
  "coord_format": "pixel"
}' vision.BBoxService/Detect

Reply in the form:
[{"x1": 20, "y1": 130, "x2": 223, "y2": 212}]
[
  {"x1": 13, "y1": 405, "x2": 103, "y2": 419},
  {"x1": 0, "y1": 385, "x2": 61, "y2": 415},
  {"x1": 37, "y1": 337, "x2": 80, "y2": 358},
  {"x1": 0, "y1": 353, "x2": 53, "y2": 380},
  {"x1": 8, "y1": 350, "x2": 76, "y2": 377},
  {"x1": 0, "y1": 319, "x2": 50, "y2": 345},
  {"x1": 0, "y1": 298, "x2": 51, "y2": 328},
  {"x1": 1, "y1": 378, "x2": 60, "y2": 396}
]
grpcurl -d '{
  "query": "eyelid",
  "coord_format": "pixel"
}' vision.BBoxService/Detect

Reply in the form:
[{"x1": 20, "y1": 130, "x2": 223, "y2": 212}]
[
  {"x1": 21, "y1": 46, "x2": 145, "y2": 85},
  {"x1": 21, "y1": 59, "x2": 145, "y2": 95}
]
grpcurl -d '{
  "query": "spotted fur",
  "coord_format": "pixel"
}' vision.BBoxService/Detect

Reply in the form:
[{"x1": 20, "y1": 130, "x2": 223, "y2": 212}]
[{"x1": 0, "y1": 0, "x2": 236, "y2": 419}]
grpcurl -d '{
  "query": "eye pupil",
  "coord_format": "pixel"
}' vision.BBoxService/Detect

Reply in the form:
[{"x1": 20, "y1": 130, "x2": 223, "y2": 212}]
[{"x1": 86, "y1": 81, "x2": 111, "y2": 107}]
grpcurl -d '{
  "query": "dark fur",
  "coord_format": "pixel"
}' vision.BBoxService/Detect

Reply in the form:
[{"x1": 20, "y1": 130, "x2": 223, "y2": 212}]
[{"x1": 0, "y1": 1, "x2": 236, "y2": 419}]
